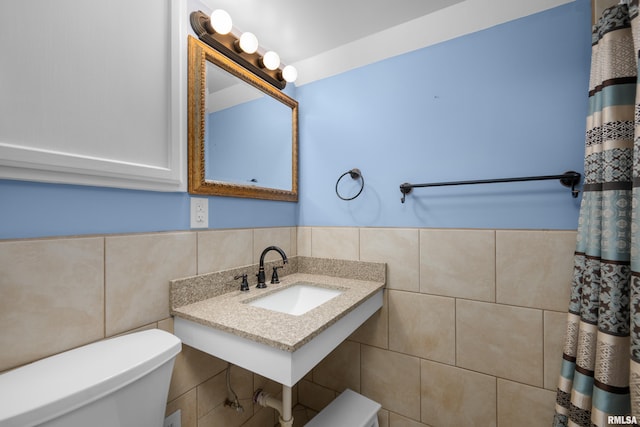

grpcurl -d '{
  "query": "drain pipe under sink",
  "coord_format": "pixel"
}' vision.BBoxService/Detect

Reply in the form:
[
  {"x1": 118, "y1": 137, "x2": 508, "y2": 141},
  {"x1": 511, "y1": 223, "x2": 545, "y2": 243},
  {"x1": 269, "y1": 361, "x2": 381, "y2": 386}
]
[{"x1": 253, "y1": 384, "x2": 293, "y2": 427}]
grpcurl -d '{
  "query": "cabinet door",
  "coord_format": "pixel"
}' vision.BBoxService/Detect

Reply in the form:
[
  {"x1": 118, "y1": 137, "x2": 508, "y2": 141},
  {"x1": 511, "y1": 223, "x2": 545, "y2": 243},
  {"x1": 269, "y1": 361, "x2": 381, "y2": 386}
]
[{"x1": 0, "y1": 0, "x2": 185, "y2": 191}]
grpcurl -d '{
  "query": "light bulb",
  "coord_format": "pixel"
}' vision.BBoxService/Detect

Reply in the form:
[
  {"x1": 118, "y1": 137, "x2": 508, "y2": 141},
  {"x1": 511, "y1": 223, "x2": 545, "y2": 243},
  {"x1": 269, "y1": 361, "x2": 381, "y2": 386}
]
[
  {"x1": 210, "y1": 9, "x2": 232, "y2": 35},
  {"x1": 282, "y1": 65, "x2": 298, "y2": 83},
  {"x1": 239, "y1": 32, "x2": 259, "y2": 54},
  {"x1": 262, "y1": 51, "x2": 280, "y2": 71}
]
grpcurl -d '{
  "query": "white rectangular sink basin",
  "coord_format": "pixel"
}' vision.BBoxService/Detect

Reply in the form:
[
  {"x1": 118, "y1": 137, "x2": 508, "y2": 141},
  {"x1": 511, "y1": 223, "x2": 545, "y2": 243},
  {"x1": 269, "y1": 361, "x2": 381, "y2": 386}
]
[{"x1": 247, "y1": 283, "x2": 342, "y2": 315}]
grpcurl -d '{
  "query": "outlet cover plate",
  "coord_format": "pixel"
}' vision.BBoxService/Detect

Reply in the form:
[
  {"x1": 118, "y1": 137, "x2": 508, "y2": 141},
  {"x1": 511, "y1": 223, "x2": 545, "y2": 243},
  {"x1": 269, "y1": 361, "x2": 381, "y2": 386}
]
[
  {"x1": 190, "y1": 197, "x2": 209, "y2": 229},
  {"x1": 163, "y1": 409, "x2": 181, "y2": 427}
]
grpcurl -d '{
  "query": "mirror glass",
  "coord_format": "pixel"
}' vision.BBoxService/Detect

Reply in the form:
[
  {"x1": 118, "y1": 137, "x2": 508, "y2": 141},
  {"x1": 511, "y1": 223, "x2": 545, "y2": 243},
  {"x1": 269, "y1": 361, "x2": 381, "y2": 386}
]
[
  {"x1": 188, "y1": 36, "x2": 298, "y2": 201},
  {"x1": 205, "y1": 61, "x2": 292, "y2": 190}
]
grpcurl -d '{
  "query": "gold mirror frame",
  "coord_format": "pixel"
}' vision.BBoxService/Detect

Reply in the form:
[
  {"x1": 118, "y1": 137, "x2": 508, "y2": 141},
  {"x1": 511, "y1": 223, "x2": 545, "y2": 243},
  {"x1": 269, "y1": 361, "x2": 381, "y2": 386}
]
[{"x1": 187, "y1": 36, "x2": 299, "y2": 201}]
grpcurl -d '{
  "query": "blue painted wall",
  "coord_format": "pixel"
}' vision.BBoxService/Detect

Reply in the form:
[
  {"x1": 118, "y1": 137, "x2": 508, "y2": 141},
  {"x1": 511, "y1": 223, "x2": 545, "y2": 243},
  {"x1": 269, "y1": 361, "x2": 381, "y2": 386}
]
[
  {"x1": 0, "y1": 180, "x2": 298, "y2": 239},
  {"x1": 0, "y1": 1, "x2": 591, "y2": 239},
  {"x1": 297, "y1": 0, "x2": 591, "y2": 229}
]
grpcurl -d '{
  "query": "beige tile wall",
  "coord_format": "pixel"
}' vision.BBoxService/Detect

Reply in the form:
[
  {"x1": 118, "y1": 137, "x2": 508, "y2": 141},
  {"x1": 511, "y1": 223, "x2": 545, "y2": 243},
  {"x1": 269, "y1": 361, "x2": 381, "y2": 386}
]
[
  {"x1": 0, "y1": 237, "x2": 104, "y2": 369},
  {"x1": 0, "y1": 225, "x2": 573, "y2": 427},
  {"x1": 0, "y1": 228, "x2": 296, "y2": 427},
  {"x1": 299, "y1": 226, "x2": 574, "y2": 427}
]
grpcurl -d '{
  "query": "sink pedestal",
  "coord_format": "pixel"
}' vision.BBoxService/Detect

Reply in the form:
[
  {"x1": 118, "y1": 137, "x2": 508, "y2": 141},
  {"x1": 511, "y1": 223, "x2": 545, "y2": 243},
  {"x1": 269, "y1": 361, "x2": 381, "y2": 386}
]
[{"x1": 174, "y1": 289, "x2": 383, "y2": 387}]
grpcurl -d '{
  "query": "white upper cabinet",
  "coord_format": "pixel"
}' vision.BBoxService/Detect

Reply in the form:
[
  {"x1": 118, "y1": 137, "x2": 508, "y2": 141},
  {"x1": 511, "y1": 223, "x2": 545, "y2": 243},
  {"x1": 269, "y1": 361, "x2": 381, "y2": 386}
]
[{"x1": 0, "y1": 0, "x2": 186, "y2": 191}]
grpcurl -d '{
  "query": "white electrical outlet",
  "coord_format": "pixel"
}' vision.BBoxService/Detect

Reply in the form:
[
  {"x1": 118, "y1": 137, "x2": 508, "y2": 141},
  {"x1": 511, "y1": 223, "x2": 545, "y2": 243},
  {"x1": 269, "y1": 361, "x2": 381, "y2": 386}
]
[
  {"x1": 190, "y1": 197, "x2": 209, "y2": 229},
  {"x1": 163, "y1": 409, "x2": 181, "y2": 427}
]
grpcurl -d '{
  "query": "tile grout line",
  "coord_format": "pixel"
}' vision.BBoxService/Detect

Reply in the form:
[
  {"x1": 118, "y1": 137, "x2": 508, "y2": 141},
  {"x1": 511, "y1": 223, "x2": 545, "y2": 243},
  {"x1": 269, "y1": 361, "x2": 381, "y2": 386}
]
[
  {"x1": 495, "y1": 374, "x2": 499, "y2": 427},
  {"x1": 103, "y1": 236, "x2": 107, "y2": 338},
  {"x1": 542, "y1": 309, "x2": 546, "y2": 391},
  {"x1": 195, "y1": 229, "x2": 200, "y2": 275},
  {"x1": 493, "y1": 229, "x2": 497, "y2": 303},
  {"x1": 359, "y1": 341, "x2": 363, "y2": 398},
  {"x1": 454, "y1": 297, "x2": 457, "y2": 368},
  {"x1": 357, "y1": 227, "x2": 361, "y2": 261},
  {"x1": 419, "y1": 352, "x2": 423, "y2": 423},
  {"x1": 493, "y1": 229, "x2": 498, "y2": 425}
]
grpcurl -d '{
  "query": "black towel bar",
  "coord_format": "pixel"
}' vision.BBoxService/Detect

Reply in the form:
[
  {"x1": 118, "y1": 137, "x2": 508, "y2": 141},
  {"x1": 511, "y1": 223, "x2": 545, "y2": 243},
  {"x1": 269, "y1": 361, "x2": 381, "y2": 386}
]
[{"x1": 399, "y1": 171, "x2": 581, "y2": 203}]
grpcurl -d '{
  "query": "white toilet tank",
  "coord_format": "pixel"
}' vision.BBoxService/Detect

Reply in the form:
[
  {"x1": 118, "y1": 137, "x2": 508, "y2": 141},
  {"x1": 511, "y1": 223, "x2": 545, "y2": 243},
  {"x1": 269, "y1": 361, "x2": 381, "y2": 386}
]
[
  {"x1": 305, "y1": 389, "x2": 381, "y2": 427},
  {"x1": 0, "y1": 329, "x2": 181, "y2": 427}
]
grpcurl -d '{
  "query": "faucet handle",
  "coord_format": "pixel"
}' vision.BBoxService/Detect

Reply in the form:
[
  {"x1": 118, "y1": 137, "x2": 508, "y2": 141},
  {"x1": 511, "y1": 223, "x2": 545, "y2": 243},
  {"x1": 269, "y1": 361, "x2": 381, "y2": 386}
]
[
  {"x1": 234, "y1": 274, "x2": 250, "y2": 292},
  {"x1": 271, "y1": 266, "x2": 284, "y2": 284}
]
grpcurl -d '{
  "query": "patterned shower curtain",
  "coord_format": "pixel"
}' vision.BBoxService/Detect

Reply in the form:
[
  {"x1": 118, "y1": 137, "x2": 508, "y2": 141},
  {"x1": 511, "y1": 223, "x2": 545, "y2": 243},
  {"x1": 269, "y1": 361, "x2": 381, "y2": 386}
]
[{"x1": 553, "y1": 2, "x2": 640, "y2": 426}]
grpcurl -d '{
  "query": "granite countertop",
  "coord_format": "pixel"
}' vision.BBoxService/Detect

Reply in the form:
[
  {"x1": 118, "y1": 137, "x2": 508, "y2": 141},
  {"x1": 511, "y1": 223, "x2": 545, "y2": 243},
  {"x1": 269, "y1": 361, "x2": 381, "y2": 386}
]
[{"x1": 170, "y1": 257, "x2": 385, "y2": 352}]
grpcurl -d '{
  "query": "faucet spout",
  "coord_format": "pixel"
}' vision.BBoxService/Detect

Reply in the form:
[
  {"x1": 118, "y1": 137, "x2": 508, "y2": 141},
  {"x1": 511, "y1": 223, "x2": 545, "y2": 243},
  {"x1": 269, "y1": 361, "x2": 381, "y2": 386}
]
[{"x1": 257, "y1": 246, "x2": 288, "y2": 288}]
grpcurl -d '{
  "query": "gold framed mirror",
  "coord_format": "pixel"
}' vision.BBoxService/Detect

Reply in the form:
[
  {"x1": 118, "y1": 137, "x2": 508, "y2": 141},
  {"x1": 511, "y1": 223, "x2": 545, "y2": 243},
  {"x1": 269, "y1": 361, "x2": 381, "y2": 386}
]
[{"x1": 188, "y1": 36, "x2": 299, "y2": 201}]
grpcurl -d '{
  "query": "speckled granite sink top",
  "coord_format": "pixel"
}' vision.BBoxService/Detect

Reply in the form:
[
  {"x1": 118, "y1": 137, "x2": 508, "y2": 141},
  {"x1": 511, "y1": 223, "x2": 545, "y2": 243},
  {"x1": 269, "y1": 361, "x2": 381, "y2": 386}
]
[{"x1": 170, "y1": 257, "x2": 385, "y2": 352}]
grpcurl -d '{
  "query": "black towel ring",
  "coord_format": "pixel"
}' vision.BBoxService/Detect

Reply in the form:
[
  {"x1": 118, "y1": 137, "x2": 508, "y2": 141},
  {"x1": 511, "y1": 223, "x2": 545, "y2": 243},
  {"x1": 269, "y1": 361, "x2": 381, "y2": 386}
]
[{"x1": 335, "y1": 168, "x2": 365, "y2": 201}]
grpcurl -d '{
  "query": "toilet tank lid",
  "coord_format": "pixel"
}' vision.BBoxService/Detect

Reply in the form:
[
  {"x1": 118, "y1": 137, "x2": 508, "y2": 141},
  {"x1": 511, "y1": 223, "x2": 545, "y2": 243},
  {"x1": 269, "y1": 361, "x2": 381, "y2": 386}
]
[{"x1": 0, "y1": 329, "x2": 181, "y2": 426}]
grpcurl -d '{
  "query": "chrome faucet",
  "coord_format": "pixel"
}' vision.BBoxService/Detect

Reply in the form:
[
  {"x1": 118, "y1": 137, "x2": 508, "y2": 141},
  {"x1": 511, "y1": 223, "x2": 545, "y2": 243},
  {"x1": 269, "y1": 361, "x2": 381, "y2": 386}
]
[{"x1": 256, "y1": 246, "x2": 288, "y2": 288}]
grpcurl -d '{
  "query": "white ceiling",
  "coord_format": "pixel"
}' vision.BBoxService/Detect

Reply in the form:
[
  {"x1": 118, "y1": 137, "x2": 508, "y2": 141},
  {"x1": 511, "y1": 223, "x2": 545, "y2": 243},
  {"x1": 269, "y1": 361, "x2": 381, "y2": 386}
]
[
  {"x1": 198, "y1": 0, "x2": 574, "y2": 85},
  {"x1": 201, "y1": 0, "x2": 465, "y2": 65}
]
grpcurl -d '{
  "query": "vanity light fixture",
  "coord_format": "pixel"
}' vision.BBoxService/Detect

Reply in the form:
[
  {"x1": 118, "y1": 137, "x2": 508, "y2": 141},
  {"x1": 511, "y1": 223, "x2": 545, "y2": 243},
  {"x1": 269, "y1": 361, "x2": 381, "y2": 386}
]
[
  {"x1": 190, "y1": 9, "x2": 297, "y2": 89},
  {"x1": 238, "y1": 32, "x2": 259, "y2": 54},
  {"x1": 261, "y1": 51, "x2": 280, "y2": 71},
  {"x1": 281, "y1": 65, "x2": 298, "y2": 83},
  {"x1": 209, "y1": 9, "x2": 232, "y2": 35}
]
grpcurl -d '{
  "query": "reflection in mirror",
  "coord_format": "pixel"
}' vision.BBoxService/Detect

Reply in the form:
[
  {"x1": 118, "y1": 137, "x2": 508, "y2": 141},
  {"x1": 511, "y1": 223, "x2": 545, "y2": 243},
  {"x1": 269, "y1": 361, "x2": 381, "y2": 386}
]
[
  {"x1": 188, "y1": 36, "x2": 298, "y2": 201},
  {"x1": 205, "y1": 61, "x2": 292, "y2": 190}
]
